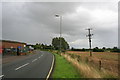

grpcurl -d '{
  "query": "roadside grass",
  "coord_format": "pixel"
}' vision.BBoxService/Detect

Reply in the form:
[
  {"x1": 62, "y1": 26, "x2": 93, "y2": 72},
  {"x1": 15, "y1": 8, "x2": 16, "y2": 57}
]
[
  {"x1": 52, "y1": 53, "x2": 81, "y2": 78},
  {"x1": 63, "y1": 52, "x2": 118, "y2": 78},
  {"x1": 62, "y1": 54, "x2": 101, "y2": 78}
]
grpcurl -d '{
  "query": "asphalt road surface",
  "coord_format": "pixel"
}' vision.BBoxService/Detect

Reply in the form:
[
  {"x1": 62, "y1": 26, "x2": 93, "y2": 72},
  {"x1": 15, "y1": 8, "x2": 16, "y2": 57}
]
[{"x1": 2, "y1": 51, "x2": 54, "y2": 79}]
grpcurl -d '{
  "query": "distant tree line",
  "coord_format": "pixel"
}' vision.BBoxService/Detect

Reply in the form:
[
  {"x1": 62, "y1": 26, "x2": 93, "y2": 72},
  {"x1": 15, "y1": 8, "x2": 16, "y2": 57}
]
[
  {"x1": 32, "y1": 37, "x2": 69, "y2": 51},
  {"x1": 71, "y1": 47, "x2": 120, "y2": 52},
  {"x1": 32, "y1": 36, "x2": 119, "y2": 53},
  {"x1": 33, "y1": 43, "x2": 53, "y2": 50},
  {"x1": 71, "y1": 47, "x2": 89, "y2": 51}
]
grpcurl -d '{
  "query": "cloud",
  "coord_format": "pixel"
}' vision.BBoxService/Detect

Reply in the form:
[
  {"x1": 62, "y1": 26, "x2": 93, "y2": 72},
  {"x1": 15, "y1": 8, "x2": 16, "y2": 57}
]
[{"x1": 2, "y1": 2, "x2": 118, "y2": 48}]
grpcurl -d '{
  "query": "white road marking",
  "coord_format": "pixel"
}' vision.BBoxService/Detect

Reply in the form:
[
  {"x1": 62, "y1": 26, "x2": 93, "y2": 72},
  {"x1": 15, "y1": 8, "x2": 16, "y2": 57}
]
[
  {"x1": 0, "y1": 75, "x2": 4, "y2": 78},
  {"x1": 15, "y1": 63, "x2": 29, "y2": 70},
  {"x1": 32, "y1": 59, "x2": 38, "y2": 62},
  {"x1": 38, "y1": 54, "x2": 44, "y2": 58},
  {"x1": 46, "y1": 55, "x2": 54, "y2": 80}
]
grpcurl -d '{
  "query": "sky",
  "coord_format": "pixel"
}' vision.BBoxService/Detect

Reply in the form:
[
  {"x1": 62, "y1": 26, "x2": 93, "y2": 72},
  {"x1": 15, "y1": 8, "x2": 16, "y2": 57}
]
[{"x1": 2, "y1": 1, "x2": 119, "y2": 48}]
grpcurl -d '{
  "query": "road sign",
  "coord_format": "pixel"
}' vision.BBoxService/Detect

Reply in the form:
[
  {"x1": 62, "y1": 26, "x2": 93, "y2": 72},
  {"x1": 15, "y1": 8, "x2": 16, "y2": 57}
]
[{"x1": 18, "y1": 46, "x2": 22, "y2": 48}]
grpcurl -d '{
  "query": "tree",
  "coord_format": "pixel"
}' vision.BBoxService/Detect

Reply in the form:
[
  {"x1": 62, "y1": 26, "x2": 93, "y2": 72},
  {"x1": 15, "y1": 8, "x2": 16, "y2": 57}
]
[
  {"x1": 93, "y1": 47, "x2": 104, "y2": 52},
  {"x1": 52, "y1": 37, "x2": 69, "y2": 50},
  {"x1": 111, "y1": 47, "x2": 119, "y2": 52},
  {"x1": 102, "y1": 47, "x2": 106, "y2": 50},
  {"x1": 113, "y1": 47, "x2": 118, "y2": 49},
  {"x1": 33, "y1": 43, "x2": 41, "y2": 49},
  {"x1": 71, "y1": 47, "x2": 75, "y2": 51},
  {"x1": 82, "y1": 48, "x2": 86, "y2": 51},
  {"x1": 95, "y1": 47, "x2": 99, "y2": 49}
]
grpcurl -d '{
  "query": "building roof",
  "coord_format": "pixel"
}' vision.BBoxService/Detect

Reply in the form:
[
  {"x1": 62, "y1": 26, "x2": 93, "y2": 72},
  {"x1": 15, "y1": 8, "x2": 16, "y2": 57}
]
[{"x1": 0, "y1": 40, "x2": 26, "y2": 44}]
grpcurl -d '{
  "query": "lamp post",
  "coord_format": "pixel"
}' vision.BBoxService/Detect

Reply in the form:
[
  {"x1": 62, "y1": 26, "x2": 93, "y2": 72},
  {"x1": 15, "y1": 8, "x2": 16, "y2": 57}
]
[{"x1": 55, "y1": 14, "x2": 62, "y2": 53}]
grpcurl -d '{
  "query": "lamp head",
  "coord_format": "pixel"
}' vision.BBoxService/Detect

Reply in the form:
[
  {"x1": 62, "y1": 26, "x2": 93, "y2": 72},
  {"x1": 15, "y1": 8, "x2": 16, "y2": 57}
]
[{"x1": 55, "y1": 14, "x2": 60, "y2": 17}]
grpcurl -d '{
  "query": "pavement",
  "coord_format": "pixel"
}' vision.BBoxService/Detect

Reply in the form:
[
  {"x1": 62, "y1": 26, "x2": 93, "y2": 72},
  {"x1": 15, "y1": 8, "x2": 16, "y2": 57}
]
[{"x1": 1, "y1": 50, "x2": 54, "y2": 79}]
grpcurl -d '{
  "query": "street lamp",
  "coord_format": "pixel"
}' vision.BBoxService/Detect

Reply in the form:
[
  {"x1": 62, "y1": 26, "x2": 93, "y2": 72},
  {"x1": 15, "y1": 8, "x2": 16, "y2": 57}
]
[{"x1": 55, "y1": 14, "x2": 62, "y2": 53}]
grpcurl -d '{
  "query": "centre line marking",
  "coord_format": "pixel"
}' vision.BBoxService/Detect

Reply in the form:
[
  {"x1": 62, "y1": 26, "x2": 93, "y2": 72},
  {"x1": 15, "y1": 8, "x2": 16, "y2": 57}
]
[
  {"x1": 15, "y1": 63, "x2": 29, "y2": 70},
  {"x1": 32, "y1": 59, "x2": 38, "y2": 62},
  {"x1": 0, "y1": 75, "x2": 4, "y2": 78}
]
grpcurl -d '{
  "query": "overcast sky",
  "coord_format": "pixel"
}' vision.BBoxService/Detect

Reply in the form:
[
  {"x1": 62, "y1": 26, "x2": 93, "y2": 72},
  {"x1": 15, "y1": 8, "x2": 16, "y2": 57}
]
[{"x1": 2, "y1": 1, "x2": 118, "y2": 48}]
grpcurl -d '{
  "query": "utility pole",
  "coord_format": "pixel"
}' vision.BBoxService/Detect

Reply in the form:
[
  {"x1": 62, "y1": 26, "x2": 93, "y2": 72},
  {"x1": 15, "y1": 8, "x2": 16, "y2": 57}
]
[{"x1": 86, "y1": 28, "x2": 93, "y2": 57}]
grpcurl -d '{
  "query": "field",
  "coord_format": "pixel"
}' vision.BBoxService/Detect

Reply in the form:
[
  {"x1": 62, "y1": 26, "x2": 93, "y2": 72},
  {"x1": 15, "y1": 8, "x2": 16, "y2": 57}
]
[
  {"x1": 65, "y1": 51, "x2": 119, "y2": 78},
  {"x1": 66, "y1": 51, "x2": 118, "y2": 60}
]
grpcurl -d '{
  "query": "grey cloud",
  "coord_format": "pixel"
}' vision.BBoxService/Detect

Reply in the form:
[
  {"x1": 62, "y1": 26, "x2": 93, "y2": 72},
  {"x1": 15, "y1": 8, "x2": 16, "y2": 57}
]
[{"x1": 2, "y1": 2, "x2": 118, "y2": 48}]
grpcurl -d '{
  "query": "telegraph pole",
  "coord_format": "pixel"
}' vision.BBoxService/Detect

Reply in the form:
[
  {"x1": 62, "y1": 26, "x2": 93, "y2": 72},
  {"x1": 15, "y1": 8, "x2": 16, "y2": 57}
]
[{"x1": 86, "y1": 28, "x2": 93, "y2": 57}]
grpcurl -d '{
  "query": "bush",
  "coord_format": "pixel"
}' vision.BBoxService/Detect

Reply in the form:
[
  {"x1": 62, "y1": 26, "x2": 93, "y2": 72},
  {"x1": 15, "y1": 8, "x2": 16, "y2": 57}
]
[
  {"x1": 111, "y1": 49, "x2": 120, "y2": 52},
  {"x1": 93, "y1": 48, "x2": 104, "y2": 52}
]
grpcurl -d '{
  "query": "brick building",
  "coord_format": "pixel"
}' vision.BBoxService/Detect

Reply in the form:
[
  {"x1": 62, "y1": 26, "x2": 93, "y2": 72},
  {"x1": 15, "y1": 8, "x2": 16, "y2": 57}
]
[
  {"x1": 1, "y1": 40, "x2": 26, "y2": 49},
  {"x1": 0, "y1": 40, "x2": 27, "y2": 55}
]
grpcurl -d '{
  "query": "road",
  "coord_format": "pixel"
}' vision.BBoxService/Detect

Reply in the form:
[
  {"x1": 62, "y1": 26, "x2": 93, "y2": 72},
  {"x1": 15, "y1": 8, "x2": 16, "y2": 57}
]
[{"x1": 2, "y1": 51, "x2": 54, "y2": 79}]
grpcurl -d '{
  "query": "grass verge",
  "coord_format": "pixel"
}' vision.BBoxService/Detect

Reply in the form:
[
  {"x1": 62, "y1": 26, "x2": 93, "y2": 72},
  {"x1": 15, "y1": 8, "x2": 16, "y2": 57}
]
[
  {"x1": 52, "y1": 53, "x2": 81, "y2": 78},
  {"x1": 62, "y1": 53, "x2": 118, "y2": 78}
]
